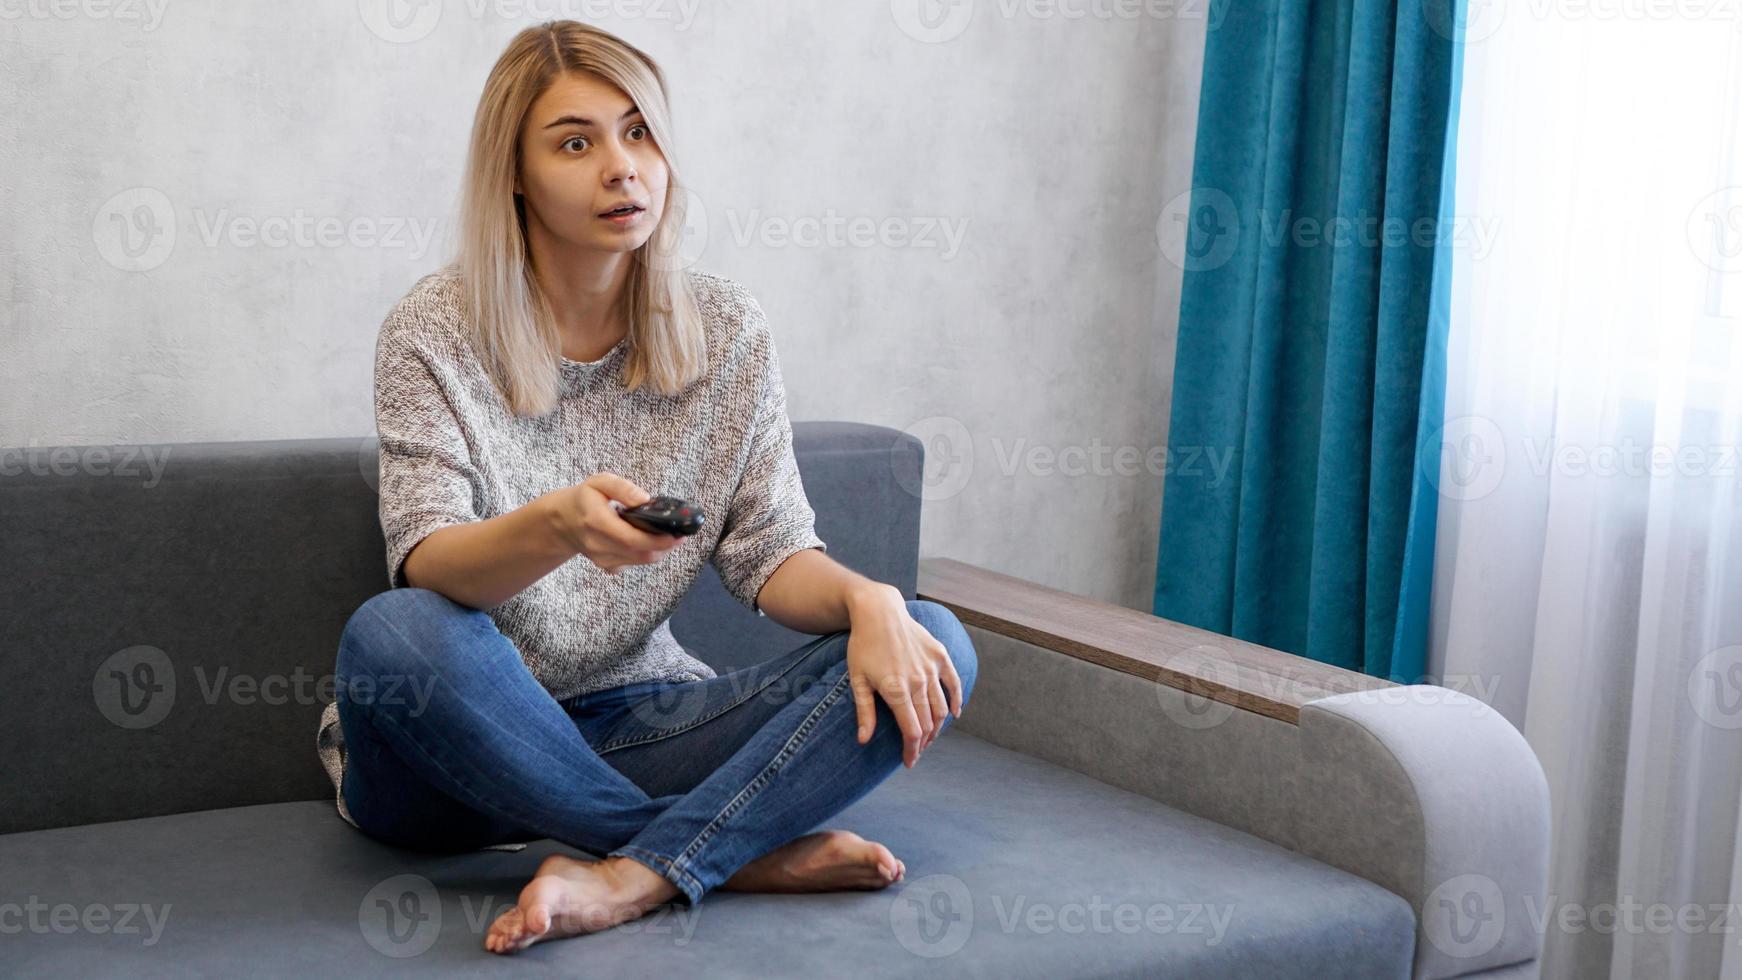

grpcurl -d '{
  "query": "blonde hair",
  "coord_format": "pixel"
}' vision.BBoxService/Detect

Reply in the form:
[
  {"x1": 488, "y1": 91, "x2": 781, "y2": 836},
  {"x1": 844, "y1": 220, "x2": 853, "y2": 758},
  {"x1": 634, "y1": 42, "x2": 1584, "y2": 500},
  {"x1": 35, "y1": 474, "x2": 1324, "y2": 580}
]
[{"x1": 453, "y1": 19, "x2": 707, "y2": 417}]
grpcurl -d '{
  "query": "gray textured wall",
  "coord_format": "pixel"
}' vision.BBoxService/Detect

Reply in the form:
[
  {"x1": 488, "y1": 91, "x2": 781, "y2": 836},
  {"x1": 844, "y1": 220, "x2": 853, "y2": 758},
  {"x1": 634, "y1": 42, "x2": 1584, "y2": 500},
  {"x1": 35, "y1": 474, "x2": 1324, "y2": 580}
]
[{"x1": 1, "y1": 0, "x2": 1205, "y2": 611}]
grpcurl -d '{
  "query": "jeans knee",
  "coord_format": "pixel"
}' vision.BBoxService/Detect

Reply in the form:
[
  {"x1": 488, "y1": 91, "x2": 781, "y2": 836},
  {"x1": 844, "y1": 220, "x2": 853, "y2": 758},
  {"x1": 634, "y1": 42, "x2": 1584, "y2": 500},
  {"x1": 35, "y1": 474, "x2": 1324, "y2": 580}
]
[
  {"x1": 338, "y1": 587, "x2": 477, "y2": 685},
  {"x1": 905, "y1": 599, "x2": 978, "y2": 698}
]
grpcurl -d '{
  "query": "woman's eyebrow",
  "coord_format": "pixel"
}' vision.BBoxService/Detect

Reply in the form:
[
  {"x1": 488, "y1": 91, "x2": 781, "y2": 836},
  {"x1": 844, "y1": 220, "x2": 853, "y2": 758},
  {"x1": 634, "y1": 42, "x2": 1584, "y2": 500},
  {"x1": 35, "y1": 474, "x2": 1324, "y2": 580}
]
[{"x1": 543, "y1": 106, "x2": 642, "y2": 130}]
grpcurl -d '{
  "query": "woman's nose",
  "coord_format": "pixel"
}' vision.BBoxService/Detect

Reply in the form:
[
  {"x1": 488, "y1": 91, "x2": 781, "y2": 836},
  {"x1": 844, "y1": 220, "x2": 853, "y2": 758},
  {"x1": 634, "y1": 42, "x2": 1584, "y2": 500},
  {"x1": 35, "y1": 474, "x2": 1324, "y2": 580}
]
[{"x1": 604, "y1": 144, "x2": 637, "y2": 184}]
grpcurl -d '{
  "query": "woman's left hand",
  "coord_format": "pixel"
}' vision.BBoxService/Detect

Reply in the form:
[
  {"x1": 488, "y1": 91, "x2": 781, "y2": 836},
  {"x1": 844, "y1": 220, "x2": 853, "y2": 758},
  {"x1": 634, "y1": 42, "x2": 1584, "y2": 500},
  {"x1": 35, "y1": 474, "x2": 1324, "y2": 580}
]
[{"x1": 844, "y1": 586, "x2": 965, "y2": 768}]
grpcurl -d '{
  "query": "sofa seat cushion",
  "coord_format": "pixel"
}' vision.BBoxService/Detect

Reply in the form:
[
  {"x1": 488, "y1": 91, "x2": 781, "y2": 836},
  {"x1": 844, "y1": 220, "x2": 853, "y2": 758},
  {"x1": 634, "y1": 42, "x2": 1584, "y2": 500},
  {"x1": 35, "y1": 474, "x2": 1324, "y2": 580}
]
[{"x1": 0, "y1": 733, "x2": 1414, "y2": 978}]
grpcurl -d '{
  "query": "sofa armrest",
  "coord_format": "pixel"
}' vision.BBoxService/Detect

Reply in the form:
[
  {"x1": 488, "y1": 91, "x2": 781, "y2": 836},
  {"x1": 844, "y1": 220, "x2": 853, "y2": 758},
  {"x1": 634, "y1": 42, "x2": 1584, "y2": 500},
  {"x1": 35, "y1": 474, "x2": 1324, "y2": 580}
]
[
  {"x1": 918, "y1": 558, "x2": 1549, "y2": 980},
  {"x1": 917, "y1": 557, "x2": 1391, "y2": 722},
  {"x1": 1298, "y1": 689, "x2": 1549, "y2": 978}
]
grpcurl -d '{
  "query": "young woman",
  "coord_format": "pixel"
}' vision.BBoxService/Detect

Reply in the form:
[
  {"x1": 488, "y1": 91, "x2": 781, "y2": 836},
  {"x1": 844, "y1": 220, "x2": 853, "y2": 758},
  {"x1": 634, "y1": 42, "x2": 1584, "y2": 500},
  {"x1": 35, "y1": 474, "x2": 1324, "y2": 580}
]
[{"x1": 313, "y1": 20, "x2": 978, "y2": 956}]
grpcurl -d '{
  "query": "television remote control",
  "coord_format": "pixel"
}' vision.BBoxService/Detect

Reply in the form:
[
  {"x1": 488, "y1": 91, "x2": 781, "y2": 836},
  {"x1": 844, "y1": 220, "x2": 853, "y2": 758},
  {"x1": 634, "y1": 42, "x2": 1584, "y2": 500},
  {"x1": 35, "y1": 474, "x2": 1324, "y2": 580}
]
[{"x1": 611, "y1": 496, "x2": 705, "y2": 536}]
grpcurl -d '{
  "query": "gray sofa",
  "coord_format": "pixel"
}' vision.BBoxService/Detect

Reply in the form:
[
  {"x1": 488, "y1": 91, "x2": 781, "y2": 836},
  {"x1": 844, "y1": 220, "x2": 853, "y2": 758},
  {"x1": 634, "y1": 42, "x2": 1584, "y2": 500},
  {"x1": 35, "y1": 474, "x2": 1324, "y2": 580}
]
[{"x1": 0, "y1": 421, "x2": 1549, "y2": 978}]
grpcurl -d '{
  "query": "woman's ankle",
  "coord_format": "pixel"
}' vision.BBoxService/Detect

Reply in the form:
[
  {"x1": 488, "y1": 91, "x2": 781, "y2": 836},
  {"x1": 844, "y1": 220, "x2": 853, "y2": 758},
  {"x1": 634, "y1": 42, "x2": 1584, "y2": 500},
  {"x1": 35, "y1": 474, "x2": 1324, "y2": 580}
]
[{"x1": 601, "y1": 854, "x2": 683, "y2": 906}]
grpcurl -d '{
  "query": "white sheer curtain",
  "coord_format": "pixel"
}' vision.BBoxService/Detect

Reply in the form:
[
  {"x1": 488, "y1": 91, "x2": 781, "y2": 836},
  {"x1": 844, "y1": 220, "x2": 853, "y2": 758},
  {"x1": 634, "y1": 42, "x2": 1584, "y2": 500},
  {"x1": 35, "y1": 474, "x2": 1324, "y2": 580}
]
[{"x1": 1428, "y1": 12, "x2": 1742, "y2": 980}]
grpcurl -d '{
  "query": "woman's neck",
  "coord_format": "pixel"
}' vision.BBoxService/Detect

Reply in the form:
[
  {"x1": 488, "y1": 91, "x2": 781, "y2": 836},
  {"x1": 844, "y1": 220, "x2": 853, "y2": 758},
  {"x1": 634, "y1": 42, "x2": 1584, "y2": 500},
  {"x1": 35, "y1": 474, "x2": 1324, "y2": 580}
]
[{"x1": 527, "y1": 234, "x2": 632, "y2": 361}]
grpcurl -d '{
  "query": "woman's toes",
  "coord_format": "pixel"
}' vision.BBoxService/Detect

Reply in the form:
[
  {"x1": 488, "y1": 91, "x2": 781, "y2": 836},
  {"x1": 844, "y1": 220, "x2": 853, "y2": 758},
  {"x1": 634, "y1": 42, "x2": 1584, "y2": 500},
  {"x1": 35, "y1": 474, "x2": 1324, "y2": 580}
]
[
  {"x1": 485, "y1": 908, "x2": 523, "y2": 954},
  {"x1": 870, "y1": 842, "x2": 900, "y2": 879}
]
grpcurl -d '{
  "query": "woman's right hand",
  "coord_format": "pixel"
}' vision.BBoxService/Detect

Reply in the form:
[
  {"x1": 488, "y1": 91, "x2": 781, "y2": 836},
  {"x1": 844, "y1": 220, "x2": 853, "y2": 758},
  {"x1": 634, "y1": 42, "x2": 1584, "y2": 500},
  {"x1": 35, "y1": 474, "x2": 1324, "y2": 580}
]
[{"x1": 547, "y1": 473, "x2": 684, "y2": 575}]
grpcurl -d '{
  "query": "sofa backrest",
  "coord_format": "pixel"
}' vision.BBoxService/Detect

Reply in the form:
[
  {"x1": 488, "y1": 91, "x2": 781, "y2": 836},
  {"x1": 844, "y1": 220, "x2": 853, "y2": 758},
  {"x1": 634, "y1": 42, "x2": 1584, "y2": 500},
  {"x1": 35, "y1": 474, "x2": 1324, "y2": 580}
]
[{"x1": 0, "y1": 421, "x2": 922, "y2": 834}]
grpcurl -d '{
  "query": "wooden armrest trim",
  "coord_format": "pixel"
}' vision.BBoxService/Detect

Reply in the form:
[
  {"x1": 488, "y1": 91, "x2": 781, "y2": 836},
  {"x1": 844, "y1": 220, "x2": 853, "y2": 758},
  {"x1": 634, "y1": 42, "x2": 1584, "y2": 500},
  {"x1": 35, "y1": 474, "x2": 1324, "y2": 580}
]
[{"x1": 915, "y1": 557, "x2": 1394, "y2": 725}]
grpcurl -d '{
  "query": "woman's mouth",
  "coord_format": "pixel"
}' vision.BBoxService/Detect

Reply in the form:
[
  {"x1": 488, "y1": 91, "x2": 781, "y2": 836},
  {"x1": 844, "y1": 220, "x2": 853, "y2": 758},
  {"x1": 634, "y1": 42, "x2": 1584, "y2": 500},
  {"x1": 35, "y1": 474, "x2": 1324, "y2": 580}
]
[{"x1": 599, "y1": 202, "x2": 646, "y2": 226}]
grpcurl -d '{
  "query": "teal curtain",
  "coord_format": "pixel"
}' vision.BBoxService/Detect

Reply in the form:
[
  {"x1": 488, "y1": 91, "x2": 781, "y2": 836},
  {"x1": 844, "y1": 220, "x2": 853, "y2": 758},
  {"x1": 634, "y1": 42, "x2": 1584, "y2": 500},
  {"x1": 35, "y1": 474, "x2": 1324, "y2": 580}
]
[{"x1": 1152, "y1": 1, "x2": 1465, "y2": 680}]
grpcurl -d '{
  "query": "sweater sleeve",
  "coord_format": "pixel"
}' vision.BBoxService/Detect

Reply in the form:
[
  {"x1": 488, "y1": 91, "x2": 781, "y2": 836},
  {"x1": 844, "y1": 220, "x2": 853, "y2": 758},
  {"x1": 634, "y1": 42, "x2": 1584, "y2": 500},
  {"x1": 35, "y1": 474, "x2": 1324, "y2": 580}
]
[
  {"x1": 709, "y1": 305, "x2": 828, "y2": 617},
  {"x1": 373, "y1": 321, "x2": 483, "y2": 591}
]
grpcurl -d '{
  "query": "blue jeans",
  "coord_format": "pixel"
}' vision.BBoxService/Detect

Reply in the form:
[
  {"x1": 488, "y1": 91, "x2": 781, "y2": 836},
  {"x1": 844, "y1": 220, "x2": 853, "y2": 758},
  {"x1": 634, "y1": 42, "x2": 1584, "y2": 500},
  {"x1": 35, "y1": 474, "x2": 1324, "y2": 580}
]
[{"x1": 333, "y1": 587, "x2": 978, "y2": 907}]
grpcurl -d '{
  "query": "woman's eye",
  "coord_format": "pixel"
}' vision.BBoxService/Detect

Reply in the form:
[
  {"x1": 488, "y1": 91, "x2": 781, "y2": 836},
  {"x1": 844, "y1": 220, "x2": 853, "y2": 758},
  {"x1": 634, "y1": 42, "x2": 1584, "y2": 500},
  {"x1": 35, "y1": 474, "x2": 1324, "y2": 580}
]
[
  {"x1": 628, "y1": 124, "x2": 648, "y2": 141},
  {"x1": 563, "y1": 136, "x2": 588, "y2": 152}
]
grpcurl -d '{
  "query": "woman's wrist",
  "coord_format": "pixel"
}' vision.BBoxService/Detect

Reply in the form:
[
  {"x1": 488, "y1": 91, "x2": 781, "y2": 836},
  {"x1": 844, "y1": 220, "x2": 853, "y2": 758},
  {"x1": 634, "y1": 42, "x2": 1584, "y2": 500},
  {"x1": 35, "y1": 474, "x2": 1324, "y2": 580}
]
[
  {"x1": 844, "y1": 581, "x2": 903, "y2": 620},
  {"x1": 537, "y1": 489, "x2": 587, "y2": 559}
]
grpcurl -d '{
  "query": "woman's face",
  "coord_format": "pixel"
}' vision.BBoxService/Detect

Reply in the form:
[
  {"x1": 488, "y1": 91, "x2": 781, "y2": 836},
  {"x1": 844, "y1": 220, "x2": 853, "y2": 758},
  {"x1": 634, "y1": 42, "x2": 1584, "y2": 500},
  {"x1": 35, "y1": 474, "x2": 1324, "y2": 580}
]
[{"x1": 514, "y1": 72, "x2": 668, "y2": 257}]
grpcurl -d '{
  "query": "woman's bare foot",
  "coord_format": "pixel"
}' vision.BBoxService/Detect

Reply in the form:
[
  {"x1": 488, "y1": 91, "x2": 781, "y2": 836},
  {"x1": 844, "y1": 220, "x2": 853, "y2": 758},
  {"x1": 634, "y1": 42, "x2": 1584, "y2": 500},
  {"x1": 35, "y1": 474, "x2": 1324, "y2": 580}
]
[
  {"x1": 484, "y1": 853, "x2": 680, "y2": 955},
  {"x1": 720, "y1": 830, "x2": 906, "y2": 893}
]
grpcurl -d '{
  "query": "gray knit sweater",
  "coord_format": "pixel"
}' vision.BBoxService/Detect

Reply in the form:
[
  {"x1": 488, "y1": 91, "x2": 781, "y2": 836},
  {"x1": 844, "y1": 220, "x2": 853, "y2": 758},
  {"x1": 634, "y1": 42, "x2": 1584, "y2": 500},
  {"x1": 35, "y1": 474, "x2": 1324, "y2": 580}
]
[{"x1": 316, "y1": 266, "x2": 827, "y2": 829}]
